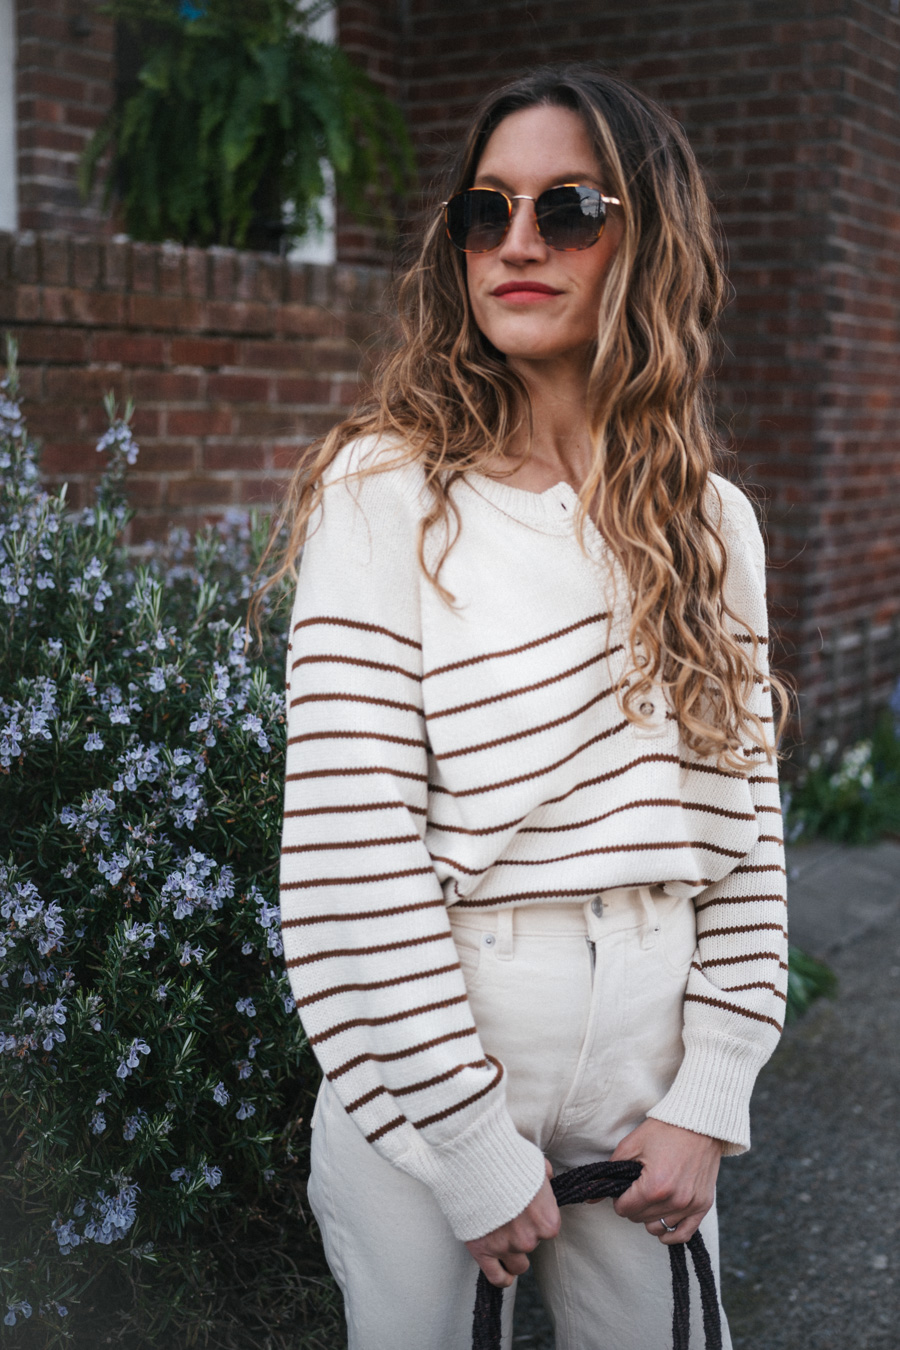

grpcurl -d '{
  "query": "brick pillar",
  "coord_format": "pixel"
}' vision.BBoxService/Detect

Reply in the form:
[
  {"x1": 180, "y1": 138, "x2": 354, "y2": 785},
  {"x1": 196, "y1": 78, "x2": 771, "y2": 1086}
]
[{"x1": 15, "y1": 0, "x2": 116, "y2": 235}]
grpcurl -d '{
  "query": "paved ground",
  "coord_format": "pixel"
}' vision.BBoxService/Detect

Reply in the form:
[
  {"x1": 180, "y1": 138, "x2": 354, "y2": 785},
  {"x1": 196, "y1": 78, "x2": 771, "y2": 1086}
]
[{"x1": 512, "y1": 841, "x2": 900, "y2": 1348}]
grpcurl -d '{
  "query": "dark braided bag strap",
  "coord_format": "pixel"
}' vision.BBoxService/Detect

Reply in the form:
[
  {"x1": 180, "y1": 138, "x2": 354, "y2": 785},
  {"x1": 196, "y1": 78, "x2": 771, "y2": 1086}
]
[{"x1": 471, "y1": 1160, "x2": 722, "y2": 1350}]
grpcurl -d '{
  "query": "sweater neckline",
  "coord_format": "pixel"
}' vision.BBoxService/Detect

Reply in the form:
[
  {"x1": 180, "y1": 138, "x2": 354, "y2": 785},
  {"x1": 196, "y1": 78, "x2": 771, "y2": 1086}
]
[{"x1": 463, "y1": 471, "x2": 581, "y2": 536}]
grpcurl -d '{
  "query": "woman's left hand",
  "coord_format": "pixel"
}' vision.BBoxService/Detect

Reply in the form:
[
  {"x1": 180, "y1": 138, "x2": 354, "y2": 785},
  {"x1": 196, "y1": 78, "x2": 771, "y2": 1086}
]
[{"x1": 604, "y1": 1118, "x2": 723, "y2": 1244}]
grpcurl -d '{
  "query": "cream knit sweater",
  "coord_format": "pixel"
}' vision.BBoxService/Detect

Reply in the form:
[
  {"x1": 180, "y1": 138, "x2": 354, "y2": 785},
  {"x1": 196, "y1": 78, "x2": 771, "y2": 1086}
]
[{"x1": 279, "y1": 437, "x2": 787, "y2": 1242}]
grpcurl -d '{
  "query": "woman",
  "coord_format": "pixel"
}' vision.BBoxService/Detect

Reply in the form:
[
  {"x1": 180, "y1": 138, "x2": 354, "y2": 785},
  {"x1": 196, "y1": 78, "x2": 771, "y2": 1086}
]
[{"x1": 272, "y1": 65, "x2": 787, "y2": 1350}]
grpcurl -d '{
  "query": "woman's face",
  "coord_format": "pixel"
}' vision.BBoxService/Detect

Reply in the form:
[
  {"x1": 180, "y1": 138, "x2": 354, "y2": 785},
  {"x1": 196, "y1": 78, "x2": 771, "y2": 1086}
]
[{"x1": 465, "y1": 103, "x2": 623, "y2": 376}]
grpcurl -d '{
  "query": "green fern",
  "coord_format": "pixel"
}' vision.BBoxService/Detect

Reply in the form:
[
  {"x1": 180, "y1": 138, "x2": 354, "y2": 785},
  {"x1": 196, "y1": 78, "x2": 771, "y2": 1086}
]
[{"x1": 81, "y1": 0, "x2": 414, "y2": 249}]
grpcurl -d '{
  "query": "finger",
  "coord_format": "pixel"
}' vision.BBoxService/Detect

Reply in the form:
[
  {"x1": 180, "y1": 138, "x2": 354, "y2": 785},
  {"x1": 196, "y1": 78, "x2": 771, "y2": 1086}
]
[
  {"x1": 544, "y1": 1158, "x2": 554, "y2": 1179},
  {"x1": 477, "y1": 1255, "x2": 517, "y2": 1288}
]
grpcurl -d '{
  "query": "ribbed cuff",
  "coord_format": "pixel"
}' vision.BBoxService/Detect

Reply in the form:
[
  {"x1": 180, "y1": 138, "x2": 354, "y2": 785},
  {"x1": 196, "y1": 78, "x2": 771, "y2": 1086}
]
[
  {"x1": 646, "y1": 1032, "x2": 767, "y2": 1155},
  {"x1": 397, "y1": 1097, "x2": 547, "y2": 1241}
]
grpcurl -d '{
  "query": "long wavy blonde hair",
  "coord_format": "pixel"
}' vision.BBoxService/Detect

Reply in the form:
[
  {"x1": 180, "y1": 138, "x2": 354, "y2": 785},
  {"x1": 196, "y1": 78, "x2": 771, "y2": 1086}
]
[{"x1": 255, "y1": 65, "x2": 784, "y2": 769}]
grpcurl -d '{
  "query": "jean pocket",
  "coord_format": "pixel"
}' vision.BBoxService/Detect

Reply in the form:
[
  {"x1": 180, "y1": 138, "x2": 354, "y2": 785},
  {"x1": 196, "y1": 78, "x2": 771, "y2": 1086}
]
[
  {"x1": 656, "y1": 895, "x2": 699, "y2": 975},
  {"x1": 450, "y1": 925, "x2": 484, "y2": 988}
]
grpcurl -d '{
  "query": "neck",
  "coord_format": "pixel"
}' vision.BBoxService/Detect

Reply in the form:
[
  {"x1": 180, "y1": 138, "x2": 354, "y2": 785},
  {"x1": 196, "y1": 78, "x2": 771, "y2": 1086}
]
[{"x1": 504, "y1": 354, "x2": 593, "y2": 491}]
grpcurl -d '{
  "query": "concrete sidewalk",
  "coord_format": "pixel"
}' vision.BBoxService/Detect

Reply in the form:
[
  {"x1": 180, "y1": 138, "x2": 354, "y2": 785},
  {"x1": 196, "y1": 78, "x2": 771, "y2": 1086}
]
[
  {"x1": 785, "y1": 839, "x2": 900, "y2": 956},
  {"x1": 513, "y1": 840, "x2": 900, "y2": 1348}
]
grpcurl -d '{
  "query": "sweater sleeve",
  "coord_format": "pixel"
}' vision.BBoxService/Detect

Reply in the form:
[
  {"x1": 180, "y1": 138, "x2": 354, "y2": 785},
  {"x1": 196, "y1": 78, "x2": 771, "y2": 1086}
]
[
  {"x1": 647, "y1": 479, "x2": 787, "y2": 1153},
  {"x1": 279, "y1": 440, "x2": 546, "y2": 1240}
]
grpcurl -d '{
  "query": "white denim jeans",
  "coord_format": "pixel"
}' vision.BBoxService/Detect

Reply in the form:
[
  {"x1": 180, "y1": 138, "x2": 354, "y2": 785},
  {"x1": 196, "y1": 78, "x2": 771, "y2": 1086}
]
[{"x1": 308, "y1": 887, "x2": 732, "y2": 1350}]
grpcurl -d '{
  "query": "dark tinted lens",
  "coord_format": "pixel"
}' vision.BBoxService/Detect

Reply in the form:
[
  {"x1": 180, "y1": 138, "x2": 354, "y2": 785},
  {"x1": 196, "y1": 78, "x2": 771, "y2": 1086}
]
[
  {"x1": 535, "y1": 186, "x2": 604, "y2": 250},
  {"x1": 445, "y1": 190, "x2": 511, "y2": 253}
]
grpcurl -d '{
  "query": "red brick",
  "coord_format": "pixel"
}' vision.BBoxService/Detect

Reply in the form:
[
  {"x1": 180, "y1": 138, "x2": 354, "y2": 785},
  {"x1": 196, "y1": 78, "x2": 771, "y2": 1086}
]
[
  {"x1": 272, "y1": 376, "x2": 333, "y2": 404},
  {"x1": 207, "y1": 372, "x2": 271, "y2": 402},
  {"x1": 130, "y1": 370, "x2": 204, "y2": 402},
  {"x1": 38, "y1": 234, "x2": 71, "y2": 286},
  {"x1": 132, "y1": 442, "x2": 199, "y2": 474},
  {"x1": 130, "y1": 245, "x2": 159, "y2": 295},
  {"x1": 202, "y1": 444, "x2": 268, "y2": 473},
  {"x1": 40, "y1": 287, "x2": 126, "y2": 326},
  {"x1": 91, "y1": 334, "x2": 168, "y2": 366},
  {"x1": 16, "y1": 326, "x2": 88, "y2": 364},
  {"x1": 164, "y1": 477, "x2": 236, "y2": 507},
  {"x1": 39, "y1": 441, "x2": 103, "y2": 476},
  {"x1": 171, "y1": 337, "x2": 239, "y2": 367},
  {"x1": 128, "y1": 294, "x2": 206, "y2": 331},
  {"x1": 167, "y1": 408, "x2": 233, "y2": 438}
]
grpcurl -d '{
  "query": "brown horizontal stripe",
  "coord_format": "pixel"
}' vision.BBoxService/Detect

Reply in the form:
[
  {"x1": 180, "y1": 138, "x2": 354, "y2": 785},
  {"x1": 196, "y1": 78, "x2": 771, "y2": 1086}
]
[
  {"x1": 722, "y1": 981, "x2": 788, "y2": 1002},
  {"x1": 429, "y1": 720, "x2": 631, "y2": 798},
  {"x1": 757, "y1": 834, "x2": 784, "y2": 845},
  {"x1": 700, "y1": 949, "x2": 782, "y2": 968},
  {"x1": 328, "y1": 1026, "x2": 478, "y2": 1081},
  {"x1": 414, "y1": 1057, "x2": 504, "y2": 1129},
  {"x1": 700, "y1": 923, "x2": 788, "y2": 939},
  {"x1": 288, "y1": 729, "x2": 428, "y2": 750},
  {"x1": 346, "y1": 1059, "x2": 488, "y2": 1114},
  {"x1": 433, "y1": 684, "x2": 617, "y2": 761},
  {"x1": 293, "y1": 615, "x2": 421, "y2": 650},
  {"x1": 295, "y1": 961, "x2": 461, "y2": 1009},
  {"x1": 685, "y1": 991, "x2": 782, "y2": 1031},
  {"x1": 422, "y1": 613, "x2": 609, "y2": 680},
  {"x1": 282, "y1": 865, "x2": 435, "y2": 891},
  {"x1": 734, "y1": 633, "x2": 768, "y2": 645},
  {"x1": 285, "y1": 930, "x2": 453, "y2": 968},
  {"x1": 291, "y1": 691, "x2": 423, "y2": 715},
  {"x1": 428, "y1": 795, "x2": 757, "y2": 842},
  {"x1": 427, "y1": 647, "x2": 623, "y2": 721},
  {"x1": 525, "y1": 799, "x2": 757, "y2": 831},
  {"x1": 694, "y1": 893, "x2": 786, "y2": 914},
  {"x1": 286, "y1": 765, "x2": 428, "y2": 785},
  {"x1": 453, "y1": 886, "x2": 607, "y2": 908},
  {"x1": 283, "y1": 833, "x2": 422, "y2": 854},
  {"x1": 310, "y1": 993, "x2": 469, "y2": 1045},
  {"x1": 748, "y1": 774, "x2": 778, "y2": 786},
  {"x1": 730, "y1": 863, "x2": 786, "y2": 876},
  {"x1": 366, "y1": 1115, "x2": 407, "y2": 1143},
  {"x1": 282, "y1": 899, "x2": 445, "y2": 928},
  {"x1": 755, "y1": 804, "x2": 783, "y2": 815},
  {"x1": 292, "y1": 653, "x2": 421, "y2": 682},
  {"x1": 425, "y1": 749, "x2": 744, "y2": 809},
  {"x1": 432, "y1": 837, "x2": 746, "y2": 877},
  {"x1": 284, "y1": 801, "x2": 428, "y2": 818}
]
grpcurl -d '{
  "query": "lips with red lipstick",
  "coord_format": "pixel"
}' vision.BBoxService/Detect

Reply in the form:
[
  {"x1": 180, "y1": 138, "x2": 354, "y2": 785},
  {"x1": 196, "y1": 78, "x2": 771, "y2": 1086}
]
[{"x1": 491, "y1": 281, "x2": 563, "y2": 301}]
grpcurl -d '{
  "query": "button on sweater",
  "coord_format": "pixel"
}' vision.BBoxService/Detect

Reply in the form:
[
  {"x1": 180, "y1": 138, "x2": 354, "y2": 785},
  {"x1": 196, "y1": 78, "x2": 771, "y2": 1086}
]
[{"x1": 279, "y1": 436, "x2": 787, "y2": 1242}]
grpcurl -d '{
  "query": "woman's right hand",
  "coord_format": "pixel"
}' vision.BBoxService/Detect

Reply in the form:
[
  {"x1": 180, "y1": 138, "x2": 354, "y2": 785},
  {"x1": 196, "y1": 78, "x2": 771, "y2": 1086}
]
[{"x1": 464, "y1": 1159, "x2": 561, "y2": 1287}]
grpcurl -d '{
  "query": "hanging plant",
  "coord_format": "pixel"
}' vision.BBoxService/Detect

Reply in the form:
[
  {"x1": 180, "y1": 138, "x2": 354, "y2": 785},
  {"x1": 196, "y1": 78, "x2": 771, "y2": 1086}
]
[{"x1": 80, "y1": 0, "x2": 414, "y2": 250}]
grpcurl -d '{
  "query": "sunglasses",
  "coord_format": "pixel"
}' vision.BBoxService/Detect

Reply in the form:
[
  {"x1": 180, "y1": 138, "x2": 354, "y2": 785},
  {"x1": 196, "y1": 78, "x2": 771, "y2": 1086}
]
[{"x1": 442, "y1": 184, "x2": 621, "y2": 254}]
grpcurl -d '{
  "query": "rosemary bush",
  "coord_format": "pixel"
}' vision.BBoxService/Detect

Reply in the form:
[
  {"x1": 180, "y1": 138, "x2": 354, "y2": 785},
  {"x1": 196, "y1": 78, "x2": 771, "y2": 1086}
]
[{"x1": 0, "y1": 347, "x2": 338, "y2": 1348}]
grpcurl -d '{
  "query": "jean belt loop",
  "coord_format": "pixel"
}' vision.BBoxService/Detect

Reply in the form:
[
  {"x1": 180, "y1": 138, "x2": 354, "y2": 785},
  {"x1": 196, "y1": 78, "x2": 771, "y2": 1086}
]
[
  {"x1": 639, "y1": 885, "x2": 660, "y2": 949},
  {"x1": 496, "y1": 907, "x2": 514, "y2": 961}
]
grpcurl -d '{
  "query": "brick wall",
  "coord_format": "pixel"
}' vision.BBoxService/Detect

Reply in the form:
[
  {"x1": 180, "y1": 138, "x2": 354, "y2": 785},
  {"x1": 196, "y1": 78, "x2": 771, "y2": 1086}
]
[
  {"x1": 15, "y1": 0, "x2": 116, "y2": 235},
  {"x1": 0, "y1": 231, "x2": 390, "y2": 543}
]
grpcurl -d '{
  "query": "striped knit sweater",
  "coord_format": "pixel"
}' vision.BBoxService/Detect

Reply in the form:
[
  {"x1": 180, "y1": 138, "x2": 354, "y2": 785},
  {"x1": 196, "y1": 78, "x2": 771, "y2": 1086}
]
[{"x1": 279, "y1": 436, "x2": 787, "y2": 1242}]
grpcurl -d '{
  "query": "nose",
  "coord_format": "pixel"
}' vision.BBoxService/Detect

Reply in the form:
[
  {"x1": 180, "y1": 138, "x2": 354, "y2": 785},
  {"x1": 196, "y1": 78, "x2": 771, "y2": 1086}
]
[{"x1": 497, "y1": 196, "x2": 547, "y2": 264}]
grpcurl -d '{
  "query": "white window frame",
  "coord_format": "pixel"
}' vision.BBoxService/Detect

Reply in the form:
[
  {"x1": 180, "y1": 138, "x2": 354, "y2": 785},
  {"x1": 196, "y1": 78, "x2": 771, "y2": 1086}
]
[
  {"x1": 0, "y1": 0, "x2": 18, "y2": 233},
  {"x1": 286, "y1": 3, "x2": 337, "y2": 265}
]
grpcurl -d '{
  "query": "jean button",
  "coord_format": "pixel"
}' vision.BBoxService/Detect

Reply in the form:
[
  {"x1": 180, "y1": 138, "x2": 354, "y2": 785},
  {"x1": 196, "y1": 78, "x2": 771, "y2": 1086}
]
[
  {"x1": 591, "y1": 897, "x2": 604, "y2": 917},
  {"x1": 483, "y1": 933, "x2": 496, "y2": 947}
]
